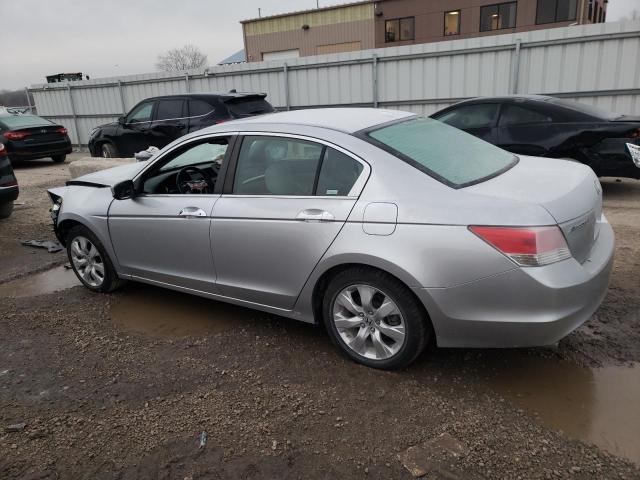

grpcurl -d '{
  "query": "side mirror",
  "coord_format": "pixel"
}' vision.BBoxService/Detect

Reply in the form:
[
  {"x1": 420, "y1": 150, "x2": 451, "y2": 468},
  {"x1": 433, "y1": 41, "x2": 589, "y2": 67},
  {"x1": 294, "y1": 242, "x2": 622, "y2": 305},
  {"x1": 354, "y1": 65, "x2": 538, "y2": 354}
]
[
  {"x1": 118, "y1": 116, "x2": 126, "y2": 125},
  {"x1": 112, "y1": 180, "x2": 136, "y2": 200}
]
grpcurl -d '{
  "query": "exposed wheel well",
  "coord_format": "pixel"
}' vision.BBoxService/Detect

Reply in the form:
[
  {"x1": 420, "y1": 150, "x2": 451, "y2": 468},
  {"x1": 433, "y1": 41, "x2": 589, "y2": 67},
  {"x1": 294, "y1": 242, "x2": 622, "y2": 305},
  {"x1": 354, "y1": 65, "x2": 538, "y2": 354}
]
[
  {"x1": 56, "y1": 219, "x2": 84, "y2": 246},
  {"x1": 311, "y1": 263, "x2": 432, "y2": 331}
]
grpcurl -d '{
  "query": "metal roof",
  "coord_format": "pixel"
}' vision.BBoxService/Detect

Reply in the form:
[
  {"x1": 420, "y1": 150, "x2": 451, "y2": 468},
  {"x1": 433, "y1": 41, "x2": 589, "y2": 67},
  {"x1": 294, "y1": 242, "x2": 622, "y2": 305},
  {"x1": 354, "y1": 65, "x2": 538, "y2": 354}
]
[
  {"x1": 218, "y1": 50, "x2": 246, "y2": 65},
  {"x1": 240, "y1": 0, "x2": 374, "y2": 24}
]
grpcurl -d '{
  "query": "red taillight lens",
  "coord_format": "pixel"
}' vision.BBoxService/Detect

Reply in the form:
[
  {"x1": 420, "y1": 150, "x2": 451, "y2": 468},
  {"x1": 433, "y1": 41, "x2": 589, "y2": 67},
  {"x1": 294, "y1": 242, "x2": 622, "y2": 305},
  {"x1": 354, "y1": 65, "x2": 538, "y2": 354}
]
[
  {"x1": 469, "y1": 225, "x2": 571, "y2": 267},
  {"x1": 3, "y1": 130, "x2": 30, "y2": 140},
  {"x1": 55, "y1": 126, "x2": 68, "y2": 135},
  {"x1": 629, "y1": 128, "x2": 640, "y2": 139},
  {"x1": 213, "y1": 119, "x2": 228, "y2": 124}
]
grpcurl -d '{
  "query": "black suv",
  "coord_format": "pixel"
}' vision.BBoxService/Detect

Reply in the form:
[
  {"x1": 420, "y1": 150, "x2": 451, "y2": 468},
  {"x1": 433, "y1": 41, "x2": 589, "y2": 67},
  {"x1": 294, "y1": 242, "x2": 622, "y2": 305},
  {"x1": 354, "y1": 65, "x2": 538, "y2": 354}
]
[{"x1": 88, "y1": 92, "x2": 275, "y2": 158}]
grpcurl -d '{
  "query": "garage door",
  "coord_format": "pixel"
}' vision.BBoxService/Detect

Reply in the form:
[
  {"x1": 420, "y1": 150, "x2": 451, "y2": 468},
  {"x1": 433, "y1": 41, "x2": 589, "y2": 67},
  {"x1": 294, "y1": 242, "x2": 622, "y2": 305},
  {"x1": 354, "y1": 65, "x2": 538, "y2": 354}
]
[{"x1": 262, "y1": 49, "x2": 300, "y2": 61}]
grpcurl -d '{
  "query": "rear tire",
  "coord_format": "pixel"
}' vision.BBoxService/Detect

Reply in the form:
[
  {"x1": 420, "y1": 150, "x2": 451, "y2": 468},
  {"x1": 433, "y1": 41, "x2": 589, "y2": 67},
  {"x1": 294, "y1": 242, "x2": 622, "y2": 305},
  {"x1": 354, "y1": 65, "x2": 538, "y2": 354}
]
[
  {"x1": 0, "y1": 202, "x2": 13, "y2": 219},
  {"x1": 51, "y1": 154, "x2": 66, "y2": 163},
  {"x1": 66, "y1": 225, "x2": 124, "y2": 293},
  {"x1": 322, "y1": 266, "x2": 432, "y2": 370},
  {"x1": 101, "y1": 143, "x2": 118, "y2": 158}
]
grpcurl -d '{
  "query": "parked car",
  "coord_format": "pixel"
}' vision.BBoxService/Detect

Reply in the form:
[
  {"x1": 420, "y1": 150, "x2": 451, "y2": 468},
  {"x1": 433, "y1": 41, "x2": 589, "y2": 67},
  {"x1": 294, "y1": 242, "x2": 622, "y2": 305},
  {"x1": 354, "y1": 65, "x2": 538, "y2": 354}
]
[
  {"x1": 0, "y1": 143, "x2": 19, "y2": 218},
  {"x1": 0, "y1": 113, "x2": 72, "y2": 163},
  {"x1": 88, "y1": 92, "x2": 275, "y2": 158},
  {"x1": 431, "y1": 95, "x2": 640, "y2": 179},
  {"x1": 48, "y1": 108, "x2": 614, "y2": 369}
]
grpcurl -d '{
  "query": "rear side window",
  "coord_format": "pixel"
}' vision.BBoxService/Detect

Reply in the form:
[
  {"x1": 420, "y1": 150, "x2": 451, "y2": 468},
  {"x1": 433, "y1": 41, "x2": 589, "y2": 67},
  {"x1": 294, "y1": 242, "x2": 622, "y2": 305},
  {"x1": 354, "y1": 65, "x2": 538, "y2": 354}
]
[
  {"x1": 233, "y1": 136, "x2": 323, "y2": 195},
  {"x1": 226, "y1": 98, "x2": 275, "y2": 118},
  {"x1": 316, "y1": 149, "x2": 363, "y2": 196},
  {"x1": 0, "y1": 115, "x2": 52, "y2": 129},
  {"x1": 365, "y1": 117, "x2": 517, "y2": 188},
  {"x1": 435, "y1": 104, "x2": 498, "y2": 129},
  {"x1": 155, "y1": 99, "x2": 184, "y2": 121},
  {"x1": 499, "y1": 105, "x2": 552, "y2": 125},
  {"x1": 188, "y1": 100, "x2": 214, "y2": 117}
]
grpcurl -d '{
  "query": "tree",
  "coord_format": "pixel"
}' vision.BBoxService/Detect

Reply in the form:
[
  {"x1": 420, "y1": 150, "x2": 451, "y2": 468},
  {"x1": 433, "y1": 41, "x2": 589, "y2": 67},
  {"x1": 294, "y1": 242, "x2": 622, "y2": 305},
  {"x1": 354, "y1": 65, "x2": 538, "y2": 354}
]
[{"x1": 155, "y1": 45, "x2": 208, "y2": 72}]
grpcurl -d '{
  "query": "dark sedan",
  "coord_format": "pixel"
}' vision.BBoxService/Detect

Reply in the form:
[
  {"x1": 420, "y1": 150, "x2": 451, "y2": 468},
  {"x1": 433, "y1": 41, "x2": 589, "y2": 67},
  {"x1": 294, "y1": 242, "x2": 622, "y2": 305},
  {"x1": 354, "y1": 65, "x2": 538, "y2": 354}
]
[
  {"x1": 431, "y1": 95, "x2": 640, "y2": 179},
  {"x1": 88, "y1": 92, "x2": 275, "y2": 158},
  {"x1": 0, "y1": 143, "x2": 19, "y2": 218},
  {"x1": 0, "y1": 114, "x2": 72, "y2": 163}
]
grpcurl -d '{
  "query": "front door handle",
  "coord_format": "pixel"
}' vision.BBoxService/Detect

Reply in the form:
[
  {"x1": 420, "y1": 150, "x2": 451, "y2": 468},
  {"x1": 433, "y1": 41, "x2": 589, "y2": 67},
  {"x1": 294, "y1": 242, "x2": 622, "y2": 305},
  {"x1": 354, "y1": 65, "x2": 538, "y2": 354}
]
[
  {"x1": 296, "y1": 209, "x2": 335, "y2": 222},
  {"x1": 179, "y1": 206, "x2": 207, "y2": 218}
]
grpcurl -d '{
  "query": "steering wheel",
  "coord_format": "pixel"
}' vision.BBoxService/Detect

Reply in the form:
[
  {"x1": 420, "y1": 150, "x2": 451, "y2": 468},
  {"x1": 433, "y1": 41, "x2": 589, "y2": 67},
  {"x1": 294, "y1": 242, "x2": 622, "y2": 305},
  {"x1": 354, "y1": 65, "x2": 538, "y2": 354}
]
[{"x1": 176, "y1": 166, "x2": 213, "y2": 194}]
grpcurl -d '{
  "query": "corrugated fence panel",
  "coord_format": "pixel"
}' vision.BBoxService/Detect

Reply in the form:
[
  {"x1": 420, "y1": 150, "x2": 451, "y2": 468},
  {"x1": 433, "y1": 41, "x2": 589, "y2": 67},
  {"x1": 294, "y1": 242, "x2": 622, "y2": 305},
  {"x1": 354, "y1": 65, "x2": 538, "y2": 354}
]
[{"x1": 29, "y1": 19, "x2": 640, "y2": 146}]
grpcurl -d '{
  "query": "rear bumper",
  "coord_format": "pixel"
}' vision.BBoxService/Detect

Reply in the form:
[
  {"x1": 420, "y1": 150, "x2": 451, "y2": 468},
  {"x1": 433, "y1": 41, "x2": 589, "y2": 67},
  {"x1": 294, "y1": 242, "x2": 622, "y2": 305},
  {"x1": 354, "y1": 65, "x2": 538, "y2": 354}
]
[
  {"x1": 416, "y1": 218, "x2": 615, "y2": 348},
  {"x1": 590, "y1": 138, "x2": 640, "y2": 179},
  {"x1": 7, "y1": 140, "x2": 72, "y2": 161},
  {"x1": 0, "y1": 185, "x2": 19, "y2": 204}
]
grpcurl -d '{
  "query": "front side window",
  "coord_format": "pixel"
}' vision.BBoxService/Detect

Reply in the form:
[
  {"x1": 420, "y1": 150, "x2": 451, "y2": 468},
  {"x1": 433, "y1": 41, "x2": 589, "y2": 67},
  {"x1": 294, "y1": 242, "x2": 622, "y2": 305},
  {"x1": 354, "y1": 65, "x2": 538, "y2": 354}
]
[
  {"x1": 480, "y1": 2, "x2": 517, "y2": 31},
  {"x1": 155, "y1": 99, "x2": 184, "y2": 121},
  {"x1": 536, "y1": 0, "x2": 577, "y2": 24},
  {"x1": 444, "y1": 10, "x2": 461, "y2": 36},
  {"x1": 499, "y1": 105, "x2": 553, "y2": 126},
  {"x1": 127, "y1": 102, "x2": 153, "y2": 123},
  {"x1": 233, "y1": 136, "x2": 363, "y2": 196},
  {"x1": 364, "y1": 117, "x2": 516, "y2": 188},
  {"x1": 385, "y1": 17, "x2": 415, "y2": 42},
  {"x1": 435, "y1": 104, "x2": 499, "y2": 130}
]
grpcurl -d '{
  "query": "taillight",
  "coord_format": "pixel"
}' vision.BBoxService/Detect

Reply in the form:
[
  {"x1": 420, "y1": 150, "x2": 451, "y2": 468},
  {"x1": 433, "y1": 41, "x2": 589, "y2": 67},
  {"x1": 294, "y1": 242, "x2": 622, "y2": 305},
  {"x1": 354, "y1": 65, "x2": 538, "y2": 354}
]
[
  {"x1": 0, "y1": 143, "x2": 5, "y2": 155},
  {"x1": 55, "y1": 126, "x2": 68, "y2": 135},
  {"x1": 628, "y1": 128, "x2": 640, "y2": 139},
  {"x1": 3, "y1": 131, "x2": 30, "y2": 140},
  {"x1": 213, "y1": 119, "x2": 228, "y2": 124},
  {"x1": 469, "y1": 225, "x2": 571, "y2": 267}
]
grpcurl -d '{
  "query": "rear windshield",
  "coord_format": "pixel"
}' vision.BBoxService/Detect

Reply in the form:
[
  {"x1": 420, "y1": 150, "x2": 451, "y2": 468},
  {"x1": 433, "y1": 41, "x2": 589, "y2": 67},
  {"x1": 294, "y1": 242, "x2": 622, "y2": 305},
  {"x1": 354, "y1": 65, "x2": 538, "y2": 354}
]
[
  {"x1": 546, "y1": 98, "x2": 618, "y2": 120},
  {"x1": 0, "y1": 115, "x2": 53, "y2": 129},
  {"x1": 365, "y1": 116, "x2": 517, "y2": 188},
  {"x1": 225, "y1": 98, "x2": 275, "y2": 117}
]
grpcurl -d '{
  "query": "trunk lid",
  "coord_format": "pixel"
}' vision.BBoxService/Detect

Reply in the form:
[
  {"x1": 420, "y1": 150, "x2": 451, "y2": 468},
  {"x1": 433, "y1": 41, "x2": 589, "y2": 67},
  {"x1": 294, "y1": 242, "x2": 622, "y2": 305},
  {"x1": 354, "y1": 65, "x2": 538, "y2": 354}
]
[
  {"x1": 15, "y1": 125, "x2": 67, "y2": 145},
  {"x1": 464, "y1": 156, "x2": 602, "y2": 263}
]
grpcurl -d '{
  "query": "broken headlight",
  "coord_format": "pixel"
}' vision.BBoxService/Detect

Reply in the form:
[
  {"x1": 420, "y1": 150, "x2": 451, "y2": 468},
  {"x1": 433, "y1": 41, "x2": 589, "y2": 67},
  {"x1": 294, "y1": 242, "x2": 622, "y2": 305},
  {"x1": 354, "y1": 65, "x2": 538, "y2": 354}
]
[{"x1": 50, "y1": 197, "x2": 62, "y2": 224}]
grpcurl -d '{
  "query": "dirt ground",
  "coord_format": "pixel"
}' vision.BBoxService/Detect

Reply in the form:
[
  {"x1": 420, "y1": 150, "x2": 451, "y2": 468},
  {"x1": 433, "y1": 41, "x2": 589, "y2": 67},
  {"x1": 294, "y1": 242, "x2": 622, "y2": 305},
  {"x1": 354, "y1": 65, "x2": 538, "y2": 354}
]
[{"x1": 1, "y1": 155, "x2": 639, "y2": 479}]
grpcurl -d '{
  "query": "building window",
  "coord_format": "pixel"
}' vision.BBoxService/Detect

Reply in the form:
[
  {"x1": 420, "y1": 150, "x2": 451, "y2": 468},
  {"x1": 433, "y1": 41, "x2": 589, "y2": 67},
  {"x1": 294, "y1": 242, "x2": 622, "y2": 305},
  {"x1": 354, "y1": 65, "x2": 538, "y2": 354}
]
[
  {"x1": 480, "y1": 2, "x2": 517, "y2": 32},
  {"x1": 444, "y1": 10, "x2": 461, "y2": 36},
  {"x1": 385, "y1": 17, "x2": 415, "y2": 42},
  {"x1": 536, "y1": 0, "x2": 578, "y2": 24}
]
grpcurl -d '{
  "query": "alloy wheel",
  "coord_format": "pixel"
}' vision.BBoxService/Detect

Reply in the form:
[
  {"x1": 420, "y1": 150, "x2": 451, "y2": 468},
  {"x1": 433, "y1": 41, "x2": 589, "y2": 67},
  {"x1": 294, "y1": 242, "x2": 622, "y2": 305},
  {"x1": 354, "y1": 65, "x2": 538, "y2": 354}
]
[
  {"x1": 332, "y1": 284, "x2": 406, "y2": 360},
  {"x1": 70, "y1": 235, "x2": 105, "y2": 287}
]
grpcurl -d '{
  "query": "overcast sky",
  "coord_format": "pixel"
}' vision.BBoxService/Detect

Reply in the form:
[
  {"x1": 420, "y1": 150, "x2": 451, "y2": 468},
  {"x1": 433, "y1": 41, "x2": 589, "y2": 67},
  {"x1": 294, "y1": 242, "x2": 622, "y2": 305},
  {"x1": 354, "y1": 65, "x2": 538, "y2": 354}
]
[{"x1": 0, "y1": 0, "x2": 638, "y2": 90}]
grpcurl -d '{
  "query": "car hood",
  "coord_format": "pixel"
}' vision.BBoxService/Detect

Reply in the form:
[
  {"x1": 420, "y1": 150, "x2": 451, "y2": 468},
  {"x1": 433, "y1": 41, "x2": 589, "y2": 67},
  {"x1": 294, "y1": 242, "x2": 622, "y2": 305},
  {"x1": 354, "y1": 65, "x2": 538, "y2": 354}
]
[{"x1": 69, "y1": 161, "x2": 147, "y2": 187}]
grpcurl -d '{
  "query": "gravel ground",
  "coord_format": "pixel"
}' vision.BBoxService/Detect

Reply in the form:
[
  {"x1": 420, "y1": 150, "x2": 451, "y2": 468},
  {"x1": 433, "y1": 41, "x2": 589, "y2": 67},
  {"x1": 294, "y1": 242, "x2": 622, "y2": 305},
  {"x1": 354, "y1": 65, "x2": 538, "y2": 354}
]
[{"x1": 0, "y1": 156, "x2": 639, "y2": 479}]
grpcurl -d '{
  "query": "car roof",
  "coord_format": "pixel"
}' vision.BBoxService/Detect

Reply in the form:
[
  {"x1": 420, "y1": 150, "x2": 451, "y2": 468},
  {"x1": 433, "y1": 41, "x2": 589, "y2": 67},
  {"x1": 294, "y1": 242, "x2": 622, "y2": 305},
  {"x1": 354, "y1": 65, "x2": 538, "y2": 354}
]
[
  {"x1": 141, "y1": 92, "x2": 267, "y2": 102},
  {"x1": 224, "y1": 108, "x2": 415, "y2": 134}
]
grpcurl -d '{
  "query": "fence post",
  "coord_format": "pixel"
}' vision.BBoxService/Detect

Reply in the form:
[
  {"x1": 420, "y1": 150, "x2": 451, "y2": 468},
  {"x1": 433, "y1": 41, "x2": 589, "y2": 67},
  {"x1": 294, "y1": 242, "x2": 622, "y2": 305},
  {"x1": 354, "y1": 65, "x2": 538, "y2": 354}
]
[
  {"x1": 510, "y1": 39, "x2": 522, "y2": 94},
  {"x1": 117, "y1": 80, "x2": 126, "y2": 114},
  {"x1": 283, "y1": 63, "x2": 290, "y2": 111},
  {"x1": 66, "y1": 84, "x2": 81, "y2": 146},
  {"x1": 372, "y1": 54, "x2": 379, "y2": 108},
  {"x1": 185, "y1": 73, "x2": 190, "y2": 93},
  {"x1": 24, "y1": 88, "x2": 33, "y2": 113}
]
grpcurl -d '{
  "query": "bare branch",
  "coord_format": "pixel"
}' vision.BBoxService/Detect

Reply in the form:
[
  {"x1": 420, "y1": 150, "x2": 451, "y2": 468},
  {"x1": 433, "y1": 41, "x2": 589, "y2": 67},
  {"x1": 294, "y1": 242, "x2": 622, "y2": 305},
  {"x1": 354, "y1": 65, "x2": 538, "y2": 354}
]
[{"x1": 155, "y1": 45, "x2": 208, "y2": 72}]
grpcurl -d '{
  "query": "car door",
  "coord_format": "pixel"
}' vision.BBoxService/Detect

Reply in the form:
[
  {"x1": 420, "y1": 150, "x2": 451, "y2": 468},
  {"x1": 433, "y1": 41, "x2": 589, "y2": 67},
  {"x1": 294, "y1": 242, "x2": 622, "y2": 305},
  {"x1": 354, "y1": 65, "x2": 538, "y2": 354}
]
[
  {"x1": 116, "y1": 100, "x2": 156, "y2": 157},
  {"x1": 211, "y1": 133, "x2": 368, "y2": 310},
  {"x1": 187, "y1": 99, "x2": 217, "y2": 133},
  {"x1": 108, "y1": 135, "x2": 233, "y2": 293},
  {"x1": 496, "y1": 103, "x2": 558, "y2": 156},
  {"x1": 433, "y1": 103, "x2": 499, "y2": 143},
  {"x1": 149, "y1": 98, "x2": 188, "y2": 148}
]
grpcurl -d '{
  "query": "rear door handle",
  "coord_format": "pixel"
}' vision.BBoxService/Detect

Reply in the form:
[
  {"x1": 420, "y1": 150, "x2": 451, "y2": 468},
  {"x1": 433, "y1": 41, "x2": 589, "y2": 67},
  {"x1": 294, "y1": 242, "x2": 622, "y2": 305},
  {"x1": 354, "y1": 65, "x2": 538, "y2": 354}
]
[
  {"x1": 296, "y1": 209, "x2": 335, "y2": 222},
  {"x1": 179, "y1": 207, "x2": 207, "y2": 218}
]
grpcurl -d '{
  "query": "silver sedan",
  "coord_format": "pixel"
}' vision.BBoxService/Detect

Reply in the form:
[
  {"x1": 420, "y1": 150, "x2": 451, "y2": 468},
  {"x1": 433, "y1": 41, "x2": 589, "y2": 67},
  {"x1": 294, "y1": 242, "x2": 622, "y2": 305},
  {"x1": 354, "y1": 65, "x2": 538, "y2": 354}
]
[{"x1": 48, "y1": 108, "x2": 614, "y2": 369}]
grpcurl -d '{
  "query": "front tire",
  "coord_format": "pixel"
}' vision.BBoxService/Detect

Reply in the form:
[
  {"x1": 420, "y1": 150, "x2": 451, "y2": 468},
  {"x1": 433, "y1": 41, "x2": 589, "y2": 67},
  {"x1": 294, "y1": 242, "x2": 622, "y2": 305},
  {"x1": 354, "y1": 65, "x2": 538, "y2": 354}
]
[
  {"x1": 322, "y1": 267, "x2": 432, "y2": 370},
  {"x1": 0, "y1": 202, "x2": 13, "y2": 219},
  {"x1": 51, "y1": 154, "x2": 66, "y2": 163},
  {"x1": 66, "y1": 225, "x2": 123, "y2": 292},
  {"x1": 101, "y1": 143, "x2": 119, "y2": 158}
]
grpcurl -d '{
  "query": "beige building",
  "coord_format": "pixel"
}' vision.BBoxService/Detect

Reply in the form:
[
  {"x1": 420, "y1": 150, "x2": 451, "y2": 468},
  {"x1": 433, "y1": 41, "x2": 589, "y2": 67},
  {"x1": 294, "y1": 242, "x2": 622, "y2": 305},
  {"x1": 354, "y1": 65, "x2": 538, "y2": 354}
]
[{"x1": 241, "y1": 0, "x2": 607, "y2": 62}]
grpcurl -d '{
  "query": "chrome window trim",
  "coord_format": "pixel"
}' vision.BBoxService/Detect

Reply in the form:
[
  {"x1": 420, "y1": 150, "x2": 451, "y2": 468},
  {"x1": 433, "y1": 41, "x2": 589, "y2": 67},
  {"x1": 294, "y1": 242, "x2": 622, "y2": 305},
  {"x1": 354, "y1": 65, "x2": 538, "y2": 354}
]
[{"x1": 229, "y1": 131, "x2": 371, "y2": 198}]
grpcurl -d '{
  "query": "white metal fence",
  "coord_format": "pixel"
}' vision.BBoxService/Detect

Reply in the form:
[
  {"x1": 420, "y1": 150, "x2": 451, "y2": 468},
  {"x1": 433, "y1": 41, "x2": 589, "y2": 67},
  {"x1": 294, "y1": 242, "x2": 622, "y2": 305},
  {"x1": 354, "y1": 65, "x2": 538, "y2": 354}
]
[{"x1": 29, "y1": 19, "x2": 640, "y2": 147}]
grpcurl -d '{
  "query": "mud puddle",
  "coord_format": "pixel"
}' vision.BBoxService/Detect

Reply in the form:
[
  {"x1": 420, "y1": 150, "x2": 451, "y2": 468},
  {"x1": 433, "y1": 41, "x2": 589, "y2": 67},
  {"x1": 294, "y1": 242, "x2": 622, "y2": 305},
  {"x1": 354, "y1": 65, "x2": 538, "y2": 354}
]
[
  {"x1": 485, "y1": 355, "x2": 640, "y2": 465},
  {"x1": 0, "y1": 265, "x2": 79, "y2": 297},
  {"x1": 110, "y1": 285, "x2": 259, "y2": 338}
]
